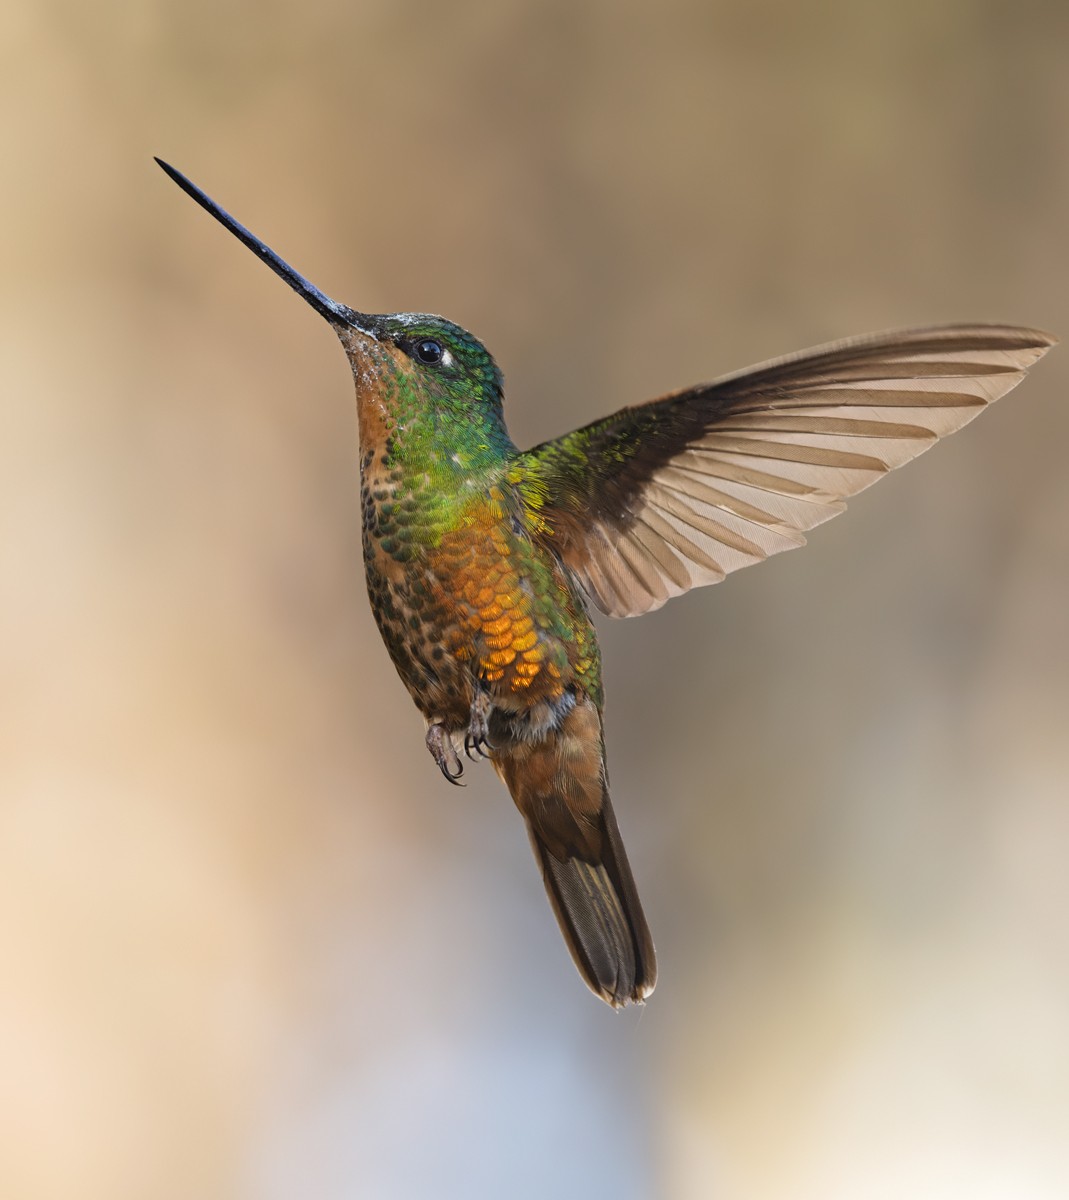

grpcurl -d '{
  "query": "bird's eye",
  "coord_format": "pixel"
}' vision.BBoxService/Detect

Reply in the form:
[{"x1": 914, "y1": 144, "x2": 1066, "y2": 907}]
[{"x1": 414, "y1": 339, "x2": 444, "y2": 365}]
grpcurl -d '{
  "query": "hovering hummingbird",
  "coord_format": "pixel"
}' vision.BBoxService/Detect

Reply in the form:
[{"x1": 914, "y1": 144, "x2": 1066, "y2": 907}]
[{"x1": 157, "y1": 158, "x2": 1054, "y2": 1008}]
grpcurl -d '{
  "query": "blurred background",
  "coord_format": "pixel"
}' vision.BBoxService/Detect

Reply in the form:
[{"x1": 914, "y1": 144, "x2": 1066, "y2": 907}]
[{"x1": 2, "y1": 1, "x2": 1068, "y2": 1197}]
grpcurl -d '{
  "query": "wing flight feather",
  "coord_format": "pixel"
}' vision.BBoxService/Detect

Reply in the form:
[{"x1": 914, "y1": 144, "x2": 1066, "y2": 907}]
[{"x1": 516, "y1": 326, "x2": 1055, "y2": 616}]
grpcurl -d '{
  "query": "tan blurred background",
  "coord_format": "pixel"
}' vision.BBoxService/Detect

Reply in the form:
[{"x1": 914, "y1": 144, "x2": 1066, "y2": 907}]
[{"x1": 3, "y1": 1, "x2": 1068, "y2": 1197}]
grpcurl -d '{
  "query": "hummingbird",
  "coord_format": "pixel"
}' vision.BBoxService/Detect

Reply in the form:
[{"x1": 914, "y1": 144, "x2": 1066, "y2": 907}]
[{"x1": 157, "y1": 158, "x2": 1054, "y2": 1008}]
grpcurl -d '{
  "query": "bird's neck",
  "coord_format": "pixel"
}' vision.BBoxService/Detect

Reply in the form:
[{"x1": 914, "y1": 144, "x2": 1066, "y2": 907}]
[{"x1": 355, "y1": 375, "x2": 516, "y2": 489}]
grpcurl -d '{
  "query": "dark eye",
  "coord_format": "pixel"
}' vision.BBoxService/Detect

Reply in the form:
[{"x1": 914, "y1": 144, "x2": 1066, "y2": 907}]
[{"x1": 414, "y1": 339, "x2": 443, "y2": 365}]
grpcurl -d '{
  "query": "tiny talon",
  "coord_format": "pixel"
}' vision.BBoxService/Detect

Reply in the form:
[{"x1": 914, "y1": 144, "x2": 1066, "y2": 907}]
[
  {"x1": 441, "y1": 759, "x2": 465, "y2": 786},
  {"x1": 427, "y1": 723, "x2": 465, "y2": 786},
  {"x1": 465, "y1": 685, "x2": 495, "y2": 761}
]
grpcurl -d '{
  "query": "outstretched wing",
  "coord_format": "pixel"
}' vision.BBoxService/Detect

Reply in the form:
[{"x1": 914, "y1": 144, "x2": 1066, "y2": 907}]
[{"x1": 516, "y1": 325, "x2": 1055, "y2": 617}]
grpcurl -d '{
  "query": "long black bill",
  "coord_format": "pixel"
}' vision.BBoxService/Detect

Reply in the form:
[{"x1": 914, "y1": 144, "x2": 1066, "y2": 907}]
[{"x1": 155, "y1": 158, "x2": 364, "y2": 330}]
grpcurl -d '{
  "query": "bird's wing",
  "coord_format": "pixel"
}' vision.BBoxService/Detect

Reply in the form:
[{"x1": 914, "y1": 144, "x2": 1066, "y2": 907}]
[{"x1": 514, "y1": 325, "x2": 1055, "y2": 617}]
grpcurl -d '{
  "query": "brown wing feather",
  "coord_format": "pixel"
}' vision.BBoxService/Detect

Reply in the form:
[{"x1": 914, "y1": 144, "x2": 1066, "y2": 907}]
[{"x1": 520, "y1": 325, "x2": 1055, "y2": 617}]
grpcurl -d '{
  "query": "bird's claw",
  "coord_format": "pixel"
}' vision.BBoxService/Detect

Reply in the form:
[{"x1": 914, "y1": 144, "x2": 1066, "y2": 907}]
[
  {"x1": 426, "y1": 689, "x2": 495, "y2": 782},
  {"x1": 464, "y1": 729, "x2": 493, "y2": 761},
  {"x1": 426, "y1": 723, "x2": 464, "y2": 786},
  {"x1": 464, "y1": 687, "x2": 495, "y2": 761}
]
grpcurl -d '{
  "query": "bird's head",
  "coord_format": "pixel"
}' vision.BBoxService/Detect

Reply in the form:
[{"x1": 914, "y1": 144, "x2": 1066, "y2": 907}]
[{"x1": 156, "y1": 160, "x2": 505, "y2": 431}]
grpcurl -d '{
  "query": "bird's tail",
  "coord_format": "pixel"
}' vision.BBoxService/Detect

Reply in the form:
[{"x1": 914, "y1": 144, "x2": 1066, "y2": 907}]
[{"x1": 494, "y1": 697, "x2": 656, "y2": 1007}]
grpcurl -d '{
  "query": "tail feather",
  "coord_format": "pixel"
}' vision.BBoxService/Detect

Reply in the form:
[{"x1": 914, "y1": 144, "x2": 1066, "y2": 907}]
[
  {"x1": 495, "y1": 695, "x2": 656, "y2": 1007},
  {"x1": 527, "y1": 794, "x2": 656, "y2": 1007}
]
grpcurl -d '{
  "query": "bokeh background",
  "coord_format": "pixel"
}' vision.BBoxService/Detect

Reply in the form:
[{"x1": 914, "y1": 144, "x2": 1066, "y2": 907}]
[{"x1": 3, "y1": 2, "x2": 1068, "y2": 1197}]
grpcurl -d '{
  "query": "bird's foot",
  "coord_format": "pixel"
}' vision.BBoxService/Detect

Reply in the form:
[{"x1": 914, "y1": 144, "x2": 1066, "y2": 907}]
[
  {"x1": 464, "y1": 686, "x2": 495, "y2": 761},
  {"x1": 426, "y1": 723, "x2": 464, "y2": 785}
]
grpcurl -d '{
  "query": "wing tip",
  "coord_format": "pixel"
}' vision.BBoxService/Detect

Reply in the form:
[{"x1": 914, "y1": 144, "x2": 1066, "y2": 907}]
[{"x1": 709, "y1": 322, "x2": 1058, "y2": 391}]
